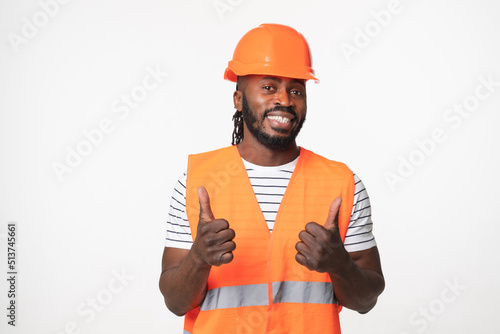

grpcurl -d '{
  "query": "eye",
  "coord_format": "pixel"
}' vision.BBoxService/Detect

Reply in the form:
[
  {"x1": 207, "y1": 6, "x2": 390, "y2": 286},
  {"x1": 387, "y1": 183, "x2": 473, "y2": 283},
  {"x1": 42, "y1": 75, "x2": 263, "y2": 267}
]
[
  {"x1": 263, "y1": 85, "x2": 273, "y2": 91},
  {"x1": 291, "y1": 89, "x2": 304, "y2": 96}
]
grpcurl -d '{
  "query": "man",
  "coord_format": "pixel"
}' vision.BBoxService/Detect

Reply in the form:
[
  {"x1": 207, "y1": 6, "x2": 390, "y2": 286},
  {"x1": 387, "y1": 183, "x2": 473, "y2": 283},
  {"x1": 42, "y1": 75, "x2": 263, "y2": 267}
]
[{"x1": 159, "y1": 23, "x2": 384, "y2": 334}]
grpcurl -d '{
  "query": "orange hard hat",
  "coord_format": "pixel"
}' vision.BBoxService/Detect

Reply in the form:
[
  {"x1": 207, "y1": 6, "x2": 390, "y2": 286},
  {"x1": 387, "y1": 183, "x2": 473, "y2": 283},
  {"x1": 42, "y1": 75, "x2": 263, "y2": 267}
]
[{"x1": 224, "y1": 23, "x2": 318, "y2": 83}]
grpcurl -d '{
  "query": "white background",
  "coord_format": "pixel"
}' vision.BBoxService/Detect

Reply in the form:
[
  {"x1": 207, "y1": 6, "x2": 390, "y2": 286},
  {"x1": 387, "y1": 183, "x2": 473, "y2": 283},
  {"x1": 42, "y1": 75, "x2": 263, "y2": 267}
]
[{"x1": 1, "y1": 0, "x2": 499, "y2": 333}]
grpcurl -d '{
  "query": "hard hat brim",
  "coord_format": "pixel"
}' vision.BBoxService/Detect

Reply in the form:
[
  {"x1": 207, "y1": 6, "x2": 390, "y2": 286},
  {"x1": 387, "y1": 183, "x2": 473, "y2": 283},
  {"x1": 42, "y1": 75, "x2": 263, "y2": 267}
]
[{"x1": 224, "y1": 62, "x2": 319, "y2": 83}]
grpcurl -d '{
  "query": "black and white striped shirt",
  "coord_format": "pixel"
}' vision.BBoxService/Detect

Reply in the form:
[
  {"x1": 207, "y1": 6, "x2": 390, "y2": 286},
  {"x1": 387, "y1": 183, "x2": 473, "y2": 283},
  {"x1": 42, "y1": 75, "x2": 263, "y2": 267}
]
[{"x1": 165, "y1": 157, "x2": 376, "y2": 252}]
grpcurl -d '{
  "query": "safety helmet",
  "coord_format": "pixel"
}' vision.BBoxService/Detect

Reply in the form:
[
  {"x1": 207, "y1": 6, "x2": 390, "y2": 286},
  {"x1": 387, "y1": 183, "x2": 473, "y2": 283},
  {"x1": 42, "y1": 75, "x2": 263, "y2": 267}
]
[{"x1": 224, "y1": 23, "x2": 318, "y2": 82}]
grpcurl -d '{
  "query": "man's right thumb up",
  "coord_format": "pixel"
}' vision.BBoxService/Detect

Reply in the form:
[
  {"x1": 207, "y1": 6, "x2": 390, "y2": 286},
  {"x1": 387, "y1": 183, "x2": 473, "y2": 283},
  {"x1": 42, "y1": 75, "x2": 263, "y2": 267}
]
[{"x1": 198, "y1": 186, "x2": 215, "y2": 222}]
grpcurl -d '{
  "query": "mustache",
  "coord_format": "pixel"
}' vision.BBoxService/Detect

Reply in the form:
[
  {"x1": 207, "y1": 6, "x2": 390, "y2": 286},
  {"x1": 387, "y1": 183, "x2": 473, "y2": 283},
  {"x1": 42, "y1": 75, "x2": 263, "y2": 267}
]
[{"x1": 264, "y1": 106, "x2": 297, "y2": 118}]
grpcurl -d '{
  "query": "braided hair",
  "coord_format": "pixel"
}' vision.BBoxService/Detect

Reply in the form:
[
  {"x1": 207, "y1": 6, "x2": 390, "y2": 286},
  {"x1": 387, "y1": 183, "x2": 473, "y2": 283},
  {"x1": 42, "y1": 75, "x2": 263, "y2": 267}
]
[
  {"x1": 231, "y1": 80, "x2": 244, "y2": 145},
  {"x1": 231, "y1": 109, "x2": 243, "y2": 145}
]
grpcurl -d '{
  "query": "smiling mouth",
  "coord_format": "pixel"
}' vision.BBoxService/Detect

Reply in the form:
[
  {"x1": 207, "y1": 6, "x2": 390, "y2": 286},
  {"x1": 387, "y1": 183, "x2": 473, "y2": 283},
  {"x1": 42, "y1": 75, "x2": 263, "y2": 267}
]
[{"x1": 267, "y1": 115, "x2": 292, "y2": 124}]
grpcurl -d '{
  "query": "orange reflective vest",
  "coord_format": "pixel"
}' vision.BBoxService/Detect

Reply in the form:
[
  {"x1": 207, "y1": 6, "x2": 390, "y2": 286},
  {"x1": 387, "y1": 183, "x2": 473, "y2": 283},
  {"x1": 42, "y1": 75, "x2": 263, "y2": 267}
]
[{"x1": 184, "y1": 146, "x2": 355, "y2": 334}]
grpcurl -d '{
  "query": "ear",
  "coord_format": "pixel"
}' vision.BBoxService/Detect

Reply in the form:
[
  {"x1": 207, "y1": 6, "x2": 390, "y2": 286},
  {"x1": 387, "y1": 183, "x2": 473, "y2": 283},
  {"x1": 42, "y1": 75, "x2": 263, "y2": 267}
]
[{"x1": 233, "y1": 90, "x2": 243, "y2": 111}]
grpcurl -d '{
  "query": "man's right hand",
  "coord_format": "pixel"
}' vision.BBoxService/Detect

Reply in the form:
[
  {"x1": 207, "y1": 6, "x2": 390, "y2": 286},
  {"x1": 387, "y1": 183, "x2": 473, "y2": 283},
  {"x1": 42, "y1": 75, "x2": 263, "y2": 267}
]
[{"x1": 192, "y1": 186, "x2": 236, "y2": 266}]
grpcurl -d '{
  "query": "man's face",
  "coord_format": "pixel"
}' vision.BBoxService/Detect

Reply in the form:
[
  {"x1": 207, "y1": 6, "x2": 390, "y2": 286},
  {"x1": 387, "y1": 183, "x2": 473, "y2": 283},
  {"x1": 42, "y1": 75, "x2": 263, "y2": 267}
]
[{"x1": 239, "y1": 75, "x2": 307, "y2": 151}]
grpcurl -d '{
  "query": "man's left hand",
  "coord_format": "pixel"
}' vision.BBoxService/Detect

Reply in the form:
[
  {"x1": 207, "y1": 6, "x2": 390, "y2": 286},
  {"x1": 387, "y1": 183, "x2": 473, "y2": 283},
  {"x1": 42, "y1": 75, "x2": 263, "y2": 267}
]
[{"x1": 295, "y1": 197, "x2": 350, "y2": 273}]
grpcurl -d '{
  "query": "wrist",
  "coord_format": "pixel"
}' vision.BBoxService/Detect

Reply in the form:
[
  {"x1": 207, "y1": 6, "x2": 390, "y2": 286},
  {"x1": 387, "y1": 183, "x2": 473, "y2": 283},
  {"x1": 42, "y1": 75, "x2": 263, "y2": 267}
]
[
  {"x1": 328, "y1": 249, "x2": 354, "y2": 279},
  {"x1": 189, "y1": 246, "x2": 212, "y2": 269}
]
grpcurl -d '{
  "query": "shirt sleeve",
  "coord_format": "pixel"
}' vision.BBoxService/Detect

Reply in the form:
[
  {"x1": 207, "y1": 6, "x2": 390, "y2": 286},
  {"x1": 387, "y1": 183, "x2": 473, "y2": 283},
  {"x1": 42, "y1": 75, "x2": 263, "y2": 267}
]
[
  {"x1": 164, "y1": 172, "x2": 193, "y2": 250},
  {"x1": 343, "y1": 173, "x2": 377, "y2": 252}
]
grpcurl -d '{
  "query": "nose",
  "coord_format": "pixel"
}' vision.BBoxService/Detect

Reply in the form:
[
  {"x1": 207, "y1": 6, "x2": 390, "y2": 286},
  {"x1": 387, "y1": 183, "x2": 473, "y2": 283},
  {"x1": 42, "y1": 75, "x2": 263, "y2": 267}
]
[{"x1": 273, "y1": 89, "x2": 292, "y2": 107}]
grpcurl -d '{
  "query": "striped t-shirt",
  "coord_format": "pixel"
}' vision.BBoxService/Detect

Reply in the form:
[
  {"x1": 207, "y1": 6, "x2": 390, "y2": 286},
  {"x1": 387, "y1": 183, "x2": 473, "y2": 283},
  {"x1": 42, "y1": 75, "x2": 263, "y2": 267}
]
[{"x1": 165, "y1": 157, "x2": 376, "y2": 253}]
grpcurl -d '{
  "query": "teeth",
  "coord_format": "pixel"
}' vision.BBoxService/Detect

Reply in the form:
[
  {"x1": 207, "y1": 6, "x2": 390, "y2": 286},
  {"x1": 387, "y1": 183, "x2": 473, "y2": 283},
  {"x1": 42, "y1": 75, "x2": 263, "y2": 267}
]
[{"x1": 267, "y1": 115, "x2": 291, "y2": 123}]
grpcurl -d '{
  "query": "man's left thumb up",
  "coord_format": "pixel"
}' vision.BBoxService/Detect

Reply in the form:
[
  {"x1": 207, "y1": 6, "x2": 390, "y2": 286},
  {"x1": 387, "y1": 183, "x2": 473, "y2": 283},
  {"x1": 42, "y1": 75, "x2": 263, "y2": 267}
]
[{"x1": 324, "y1": 197, "x2": 342, "y2": 231}]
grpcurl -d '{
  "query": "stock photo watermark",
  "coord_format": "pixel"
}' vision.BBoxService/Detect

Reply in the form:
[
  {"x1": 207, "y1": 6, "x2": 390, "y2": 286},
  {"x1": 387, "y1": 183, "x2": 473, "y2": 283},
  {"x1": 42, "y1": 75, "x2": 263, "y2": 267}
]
[
  {"x1": 400, "y1": 277, "x2": 466, "y2": 334},
  {"x1": 47, "y1": 267, "x2": 135, "y2": 334},
  {"x1": 385, "y1": 74, "x2": 499, "y2": 191},
  {"x1": 5, "y1": 222, "x2": 18, "y2": 326},
  {"x1": 7, "y1": 0, "x2": 73, "y2": 53},
  {"x1": 339, "y1": 0, "x2": 403, "y2": 64},
  {"x1": 51, "y1": 64, "x2": 168, "y2": 183},
  {"x1": 213, "y1": 0, "x2": 244, "y2": 20}
]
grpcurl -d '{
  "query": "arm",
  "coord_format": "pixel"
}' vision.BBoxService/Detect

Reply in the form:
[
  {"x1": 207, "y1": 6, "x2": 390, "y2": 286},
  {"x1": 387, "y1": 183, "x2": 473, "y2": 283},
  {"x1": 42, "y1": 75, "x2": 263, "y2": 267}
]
[
  {"x1": 329, "y1": 246, "x2": 384, "y2": 313},
  {"x1": 159, "y1": 247, "x2": 211, "y2": 316},
  {"x1": 295, "y1": 197, "x2": 384, "y2": 314},
  {"x1": 159, "y1": 186, "x2": 236, "y2": 316}
]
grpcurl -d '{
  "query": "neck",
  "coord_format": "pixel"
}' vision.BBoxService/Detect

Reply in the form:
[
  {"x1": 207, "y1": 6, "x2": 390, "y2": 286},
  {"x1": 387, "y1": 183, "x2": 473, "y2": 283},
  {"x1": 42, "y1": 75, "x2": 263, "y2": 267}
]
[{"x1": 236, "y1": 137, "x2": 300, "y2": 166}]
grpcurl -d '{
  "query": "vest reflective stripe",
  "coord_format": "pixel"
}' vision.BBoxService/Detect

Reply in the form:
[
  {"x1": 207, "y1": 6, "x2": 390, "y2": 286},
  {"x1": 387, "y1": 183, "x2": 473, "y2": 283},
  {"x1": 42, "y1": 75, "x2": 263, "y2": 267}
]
[
  {"x1": 200, "y1": 283, "x2": 268, "y2": 311},
  {"x1": 200, "y1": 281, "x2": 336, "y2": 312},
  {"x1": 272, "y1": 281, "x2": 337, "y2": 305},
  {"x1": 184, "y1": 331, "x2": 191, "y2": 334}
]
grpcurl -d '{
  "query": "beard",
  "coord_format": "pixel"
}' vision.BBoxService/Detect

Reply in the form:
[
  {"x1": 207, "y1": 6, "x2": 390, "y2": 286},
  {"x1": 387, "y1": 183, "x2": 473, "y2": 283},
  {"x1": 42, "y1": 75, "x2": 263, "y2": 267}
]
[{"x1": 241, "y1": 92, "x2": 306, "y2": 151}]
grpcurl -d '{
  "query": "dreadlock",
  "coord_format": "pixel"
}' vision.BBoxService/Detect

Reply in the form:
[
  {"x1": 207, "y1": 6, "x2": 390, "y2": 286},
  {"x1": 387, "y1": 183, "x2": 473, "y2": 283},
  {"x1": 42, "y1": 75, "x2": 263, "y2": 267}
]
[
  {"x1": 231, "y1": 109, "x2": 243, "y2": 145},
  {"x1": 231, "y1": 80, "x2": 244, "y2": 145}
]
